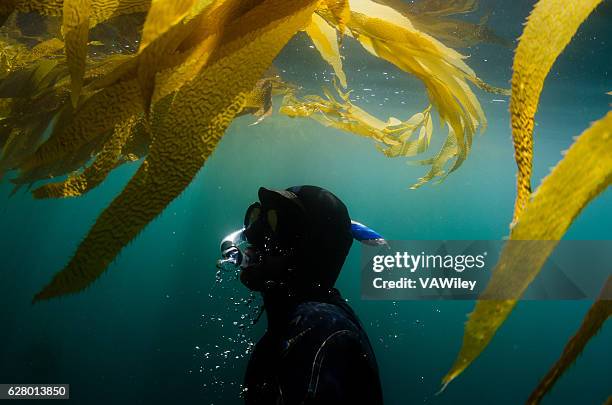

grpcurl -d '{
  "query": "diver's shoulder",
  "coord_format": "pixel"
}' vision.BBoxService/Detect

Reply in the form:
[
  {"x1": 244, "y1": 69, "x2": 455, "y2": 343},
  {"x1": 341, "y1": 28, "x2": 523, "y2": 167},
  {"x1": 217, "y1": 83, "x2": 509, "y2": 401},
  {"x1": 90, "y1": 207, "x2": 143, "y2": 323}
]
[{"x1": 288, "y1": 300, "x2": 361, "y2": 334}]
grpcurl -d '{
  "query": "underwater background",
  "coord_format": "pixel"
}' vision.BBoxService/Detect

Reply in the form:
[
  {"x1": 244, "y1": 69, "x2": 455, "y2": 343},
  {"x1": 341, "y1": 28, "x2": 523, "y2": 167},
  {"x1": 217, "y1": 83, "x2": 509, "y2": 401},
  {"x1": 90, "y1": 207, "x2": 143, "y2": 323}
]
[{"x1": 1, "y1": 0, "x2": 611, "y2": 403}]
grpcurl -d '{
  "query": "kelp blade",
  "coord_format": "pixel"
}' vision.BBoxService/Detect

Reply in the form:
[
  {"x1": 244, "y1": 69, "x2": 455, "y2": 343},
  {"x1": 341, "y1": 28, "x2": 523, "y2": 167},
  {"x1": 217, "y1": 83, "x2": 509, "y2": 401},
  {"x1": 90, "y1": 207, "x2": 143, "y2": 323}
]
[
  {"x1": 443, "y1": 0, "x2": 609, "y2": 388},
  {"x1": 510, "y1": 0, "x2": 604, "y2": 222},
  {"x1": 16, "y1": 79, "x2": 144, "y2": 184},
  {"x1": 345, "y1": 0, "x2": 486, "y2": 187},
  {"x1": 15, "y1": 0, "x2": 224, "y2": 184},
  {"x1": 63, "y1": 0, "x2": 91, "y2": 107},
  {"x1": 135, "y1": 0, "x2": 202, "y2": 113},
  {"x1": 318, "y1": 0, "x2": 350, "y2": 34},
  {"x1": 442, "y1": 111, "x2": 612, "y2": 388},
  {"x1": 13, "y1": 0, "x2": 151, "y2": 26},
  {"x1": 33, "y1": 0, "x2": 320, "y2": 301},
  {"x1": 527, "y1": 276, "x2": 612, "y2": 405},
  {"x1": 31, "y1": 115, "x2": 141, "y2": 198},
  {"x1": 279, "y1": 82, "x2": 432, "y2": 150},
  {"x1": 11, "y1": 0, "x2": 256, "y2": 185},
  {"x1": 139, "y1": 0, "x2": 197, "y2": 51},
  {"x1": 306, "y1": 13, "x2": 347, "y2": 88}
]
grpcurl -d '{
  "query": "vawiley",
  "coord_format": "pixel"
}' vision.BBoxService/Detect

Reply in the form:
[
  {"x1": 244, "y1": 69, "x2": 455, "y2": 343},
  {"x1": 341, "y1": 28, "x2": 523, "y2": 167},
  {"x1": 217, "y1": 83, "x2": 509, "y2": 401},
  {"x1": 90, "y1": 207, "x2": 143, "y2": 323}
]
[{"x1": 419, "y1": 277, "x2": 476, "y2": 291}]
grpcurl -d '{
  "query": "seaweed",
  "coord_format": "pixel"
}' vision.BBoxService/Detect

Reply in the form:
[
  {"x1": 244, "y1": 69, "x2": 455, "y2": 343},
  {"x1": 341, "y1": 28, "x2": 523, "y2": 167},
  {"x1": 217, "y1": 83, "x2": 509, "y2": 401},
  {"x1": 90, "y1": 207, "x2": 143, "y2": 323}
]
[
  {"x1": 441, "y1": 0, "x2": 612, "y2": 401},
  {"x1": 0, "y1": 1, "x2": 506, "y2": 300},
  {"x1": 527, "y1": 277, "x2": 612, "y2": 405},
  {"x1": 306, "y1": 0, "x2": 511, "y2": 186},
  {"x1": 305, "y1": 13, "x2": 346, "y2": 88},
  {"x1": 31, "y1": 0, "x2": 321, "y2": 301},
  {"x1": 280, "y1": 81, "x2": 446, "y2": 188},
  {"x1": 442, "y1": 111, "x2": 612, "y2": 392},
  {"x1": 509, "y1": 0, "x2": 605, "y2": 223}
]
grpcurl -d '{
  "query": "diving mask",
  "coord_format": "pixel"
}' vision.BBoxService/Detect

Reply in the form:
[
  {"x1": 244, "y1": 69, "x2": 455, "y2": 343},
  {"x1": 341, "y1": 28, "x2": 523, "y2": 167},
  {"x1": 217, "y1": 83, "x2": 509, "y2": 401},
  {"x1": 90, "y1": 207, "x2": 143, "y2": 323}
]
[
  {"x1": 215, "y1": 228, "x2": 255, "y2": 273},
  {"x1": 216, "y1": 201, "x2": 288, "y2": 273}
]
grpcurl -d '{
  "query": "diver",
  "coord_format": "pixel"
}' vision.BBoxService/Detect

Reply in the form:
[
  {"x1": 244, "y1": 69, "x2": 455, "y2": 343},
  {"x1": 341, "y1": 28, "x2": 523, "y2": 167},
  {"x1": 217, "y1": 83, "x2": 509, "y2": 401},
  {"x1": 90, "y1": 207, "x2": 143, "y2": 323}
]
[{"x1": 217, "y1": 185, "x2": 385, "y2": 405}]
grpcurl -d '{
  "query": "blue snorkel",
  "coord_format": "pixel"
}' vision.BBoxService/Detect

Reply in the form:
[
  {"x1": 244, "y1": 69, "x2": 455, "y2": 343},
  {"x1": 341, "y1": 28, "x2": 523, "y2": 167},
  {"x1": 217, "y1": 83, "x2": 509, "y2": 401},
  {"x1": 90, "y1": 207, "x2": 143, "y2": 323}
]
[{"x1": 350, "y1": 220, "x2": 388, "y2": 247}]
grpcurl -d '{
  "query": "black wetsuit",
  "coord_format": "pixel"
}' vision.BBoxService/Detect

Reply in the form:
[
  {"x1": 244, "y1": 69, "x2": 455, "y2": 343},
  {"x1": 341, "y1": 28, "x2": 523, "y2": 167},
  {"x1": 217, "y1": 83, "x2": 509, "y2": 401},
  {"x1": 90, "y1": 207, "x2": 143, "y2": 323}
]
[{"x1": 243, "y1": 288, "x2": 383, "y2": 405}]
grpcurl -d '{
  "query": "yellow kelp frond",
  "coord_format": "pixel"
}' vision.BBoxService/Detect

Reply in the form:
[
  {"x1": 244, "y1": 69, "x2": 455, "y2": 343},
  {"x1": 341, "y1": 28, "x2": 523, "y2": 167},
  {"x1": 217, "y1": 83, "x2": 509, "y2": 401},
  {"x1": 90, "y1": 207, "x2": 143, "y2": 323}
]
[
  {"x1": 12, "y1": 0, "x2": 151, "y2": 27},
  {"x1": 319, "y1": 0, "x2": 350, "y2": 34},
  {"x1": 0, "y1": 37, "x2": 64, "y2": 74},
  {"x1": 16, "y1": 79, "x2": 143, "y2": 184},
  {"x1": 0, "y1": 116, "x2": 53, "y2": 179},
  {"x1": 138, "y1": 0, "x2": 197, "y2": 51},
  {"x1": 12, "y1": 1, "x2": 64, "y2": 17},
  {"x1": 527, "y1": 276, "x2": 612, "y2": 405},
  {"x1": 11, "y1": 0, "x2": 241, "y2": 184},
  {"x1": 377, "y1": 107, "x2": 433, "y2": 158},
  {"x1": 32, "y1": 115, "x2": 141, "y2": 198},
  {"x1": 33, "y1": 0, "x2": 320, "y2": 302},
  {"x1": 305, "y1": 13, "x2": 347, "y2": 88},
  {"x1": 280, "y1": 82, "x2": 433, "y2": 151},
  {"x1": 442, "y1": 111, "x2": 612, "y2": 389},
  {"x1": 149, "y1": 0, "x2": 270, "y2": 105},
  {"x1": 470, "y1": 76, "x2": 510, "y2": 96},
  {"x1": 279, "y1": 82, "x2": 465, "y2": 188},
  {"x1": 135, "y1": 0, "x2": 198, "y2": 113},
  {"x1": 63, "y1": 0, "x2": 91, "y2": 107},
  {"x1": 409, "y1": 127, "x2": 458, "y2": 189},
  {"x1": 87, "y1": 0, "x2": 234, "y2": 112},
  {"x1": 0, "y1": 86, "x2": 68, "y2": 178},
  {"x1": 118, "y1": 115, "x2": 148, "y2": 160},
  {"x1": 86, "y1": 0, "x2": 151, "y2": 26},
  {"x1": 0, "y1": 59, "x2": 61, "y2": 98},
  {"x1": 510, "y1": 0, "x2": 604, "y2": 223},
  {"x1": 340, "y1": 0, "x2": 486, "y2": 186}
]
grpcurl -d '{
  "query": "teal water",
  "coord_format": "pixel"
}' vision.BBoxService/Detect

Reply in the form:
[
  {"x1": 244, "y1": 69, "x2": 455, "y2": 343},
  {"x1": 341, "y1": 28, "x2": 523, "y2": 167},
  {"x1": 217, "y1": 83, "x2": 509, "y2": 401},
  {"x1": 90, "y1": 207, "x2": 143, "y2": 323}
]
[{"x1": 1, "y1": 1, "x2": 611, "y2": 404}]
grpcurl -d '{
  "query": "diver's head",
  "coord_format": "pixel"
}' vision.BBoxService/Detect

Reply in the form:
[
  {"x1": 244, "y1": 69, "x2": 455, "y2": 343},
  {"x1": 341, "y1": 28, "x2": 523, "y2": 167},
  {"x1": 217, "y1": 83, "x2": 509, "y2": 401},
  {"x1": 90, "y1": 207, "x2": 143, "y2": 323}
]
[{"x1": 238, "y1": 185, "x2": 353, "y2": 294}]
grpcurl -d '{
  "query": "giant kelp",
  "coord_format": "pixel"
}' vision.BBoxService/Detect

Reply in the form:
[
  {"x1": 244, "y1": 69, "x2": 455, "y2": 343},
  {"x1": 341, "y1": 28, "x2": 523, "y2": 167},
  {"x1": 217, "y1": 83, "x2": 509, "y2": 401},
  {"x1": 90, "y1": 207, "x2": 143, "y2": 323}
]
[
  {"x1": 0, "y1": 0, "x2": 508, "y2": 300},
  {"x1": 280, "y1": 80, "x2": 432, "y2": 148},
  {"x1": 442, "y1": 110, "x2": 612, "y2": 391},
  {"x1": 527, "y1": 276, "x2": 612, "y2": 405},
  {"x1": 441, "y1": 0, "x2": 611, "y2": 401},
  {"x1": 280, "y1": 81, "x2": 446, "y2": 188},
  {"x1": 509, "y1": 0, "x2": 606, "y2": 223},
  {"x1": 32, "y1": 0, "x2": 323, "y2": 301},
  {"x1": 295, "y1": 0, "x2": 511, "y2": 187},
  {"x1": 0, "y1": 2, "x2": 610, "y2": 400}
]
